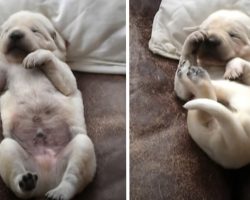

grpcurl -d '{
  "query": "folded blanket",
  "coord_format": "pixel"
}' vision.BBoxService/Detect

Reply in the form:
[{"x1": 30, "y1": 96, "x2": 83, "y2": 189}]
[{"x1": 149, "y1": 0, "x2": 250, "y2": 60}]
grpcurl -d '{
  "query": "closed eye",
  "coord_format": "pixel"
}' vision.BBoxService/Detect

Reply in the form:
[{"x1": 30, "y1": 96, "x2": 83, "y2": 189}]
[
  {"x1": 31, "y1": 27, "x2": 39, "y2": 33},
  {"x1": 228, "y1": 32, "x2": 240, "y2": 39}
]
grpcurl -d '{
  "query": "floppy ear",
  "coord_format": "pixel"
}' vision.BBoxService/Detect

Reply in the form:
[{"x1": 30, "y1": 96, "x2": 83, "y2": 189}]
[
  {"x1": 51, "y1": 30, "x2": 67, "y2": 52},
  {"x1": 50, "y1": 30, "x2": 67, "y2": 60}
]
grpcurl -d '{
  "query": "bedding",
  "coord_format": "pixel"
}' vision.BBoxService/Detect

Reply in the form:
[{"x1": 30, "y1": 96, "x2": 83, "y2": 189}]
[
  {"x1": 130, "y1": 1, "x2": 234, "y2": 199},
  {"x1": 0, "y1": 0, "x2": 126, "y2": 74},
  {"x1": 149, "y1": 0, "x2": 250, "y2": 60},
  {"x1": 131, "y1": 0, "x2": 250, "y2": 199}
]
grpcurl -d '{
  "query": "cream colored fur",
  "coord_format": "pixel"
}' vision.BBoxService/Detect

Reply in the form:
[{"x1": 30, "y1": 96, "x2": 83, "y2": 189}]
[
  {"x1": 175, "y1": 10, "x2": 250, "y2": 168},
  {"x1": 0, "y1": 11, "x2": 96, "y2": 199}
]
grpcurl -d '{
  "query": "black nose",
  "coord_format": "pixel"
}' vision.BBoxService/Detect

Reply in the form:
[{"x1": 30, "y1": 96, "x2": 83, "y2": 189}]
[
  {"x1": 9, "y1": 30, "x2": 24, "y2": 41},
  {"x1": 206, "y1": 35, "x2": 221, "y2": 46}
]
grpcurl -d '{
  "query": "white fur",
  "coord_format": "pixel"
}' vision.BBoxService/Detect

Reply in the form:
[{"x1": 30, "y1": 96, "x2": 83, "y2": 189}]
[
  {"x1": 0, "y1": 11, "x2": 96, "y2": 199},
  {"x1": 175, "y1": 10, "x2": 250, "y2": 168}
]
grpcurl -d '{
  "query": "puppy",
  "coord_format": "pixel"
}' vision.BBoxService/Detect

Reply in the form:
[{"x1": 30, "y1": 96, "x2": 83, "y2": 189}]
[
  {"x1": 174, "y1": 10, "x2": 250, "y2": 168},
  {"x1": 0, "y1": 11, "x2": 96, "y2": 199}
]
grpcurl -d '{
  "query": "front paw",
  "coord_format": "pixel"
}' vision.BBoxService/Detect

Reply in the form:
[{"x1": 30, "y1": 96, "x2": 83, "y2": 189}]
[
  {"x1": 23, "y1": 49, "x2": 52, "y2": 69},
  {"x1": 182, "y1": 30, "x2": 207, "y2": 57},
  {"x1": 224, "y1": 58, "x2": 244, "y2": 80}
]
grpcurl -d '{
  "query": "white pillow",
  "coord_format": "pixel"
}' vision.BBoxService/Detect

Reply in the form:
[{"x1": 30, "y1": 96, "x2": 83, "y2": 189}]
[
  {"x1": 0, "y1": 0, "x2": 126, "y2": 74},
  {"x1": 149, "y1": 0, "x2": 250, "y2": 60}
]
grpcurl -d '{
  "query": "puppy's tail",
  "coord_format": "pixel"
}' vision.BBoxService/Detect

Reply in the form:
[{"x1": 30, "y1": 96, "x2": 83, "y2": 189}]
[
  {"x1": 184, "y1": 98, "x2": 244, "y2": 140},
  {"x1": 184, "y1": 98, "x2": 233, "y2": 124}
]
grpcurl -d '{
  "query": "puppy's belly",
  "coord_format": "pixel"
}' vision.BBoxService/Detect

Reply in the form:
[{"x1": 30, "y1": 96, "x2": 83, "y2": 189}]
[
  {"x1": 13, "y1": 126, "x2": 71, "y2": 152},
  {"x1": 10, "y1": 99, "x2": 72, "y2": 170}
]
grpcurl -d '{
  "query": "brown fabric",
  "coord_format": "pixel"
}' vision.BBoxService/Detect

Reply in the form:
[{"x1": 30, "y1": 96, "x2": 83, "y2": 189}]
[
  {"x1": 129, "y1": 0, "x2": 242, "y2": 199},
  {"x1": 0, "y1": 73, "x2": 126, "y2": 200}
]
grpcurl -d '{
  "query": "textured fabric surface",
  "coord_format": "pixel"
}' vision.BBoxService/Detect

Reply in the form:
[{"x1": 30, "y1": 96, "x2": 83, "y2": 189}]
[
  {"x1": 149, "y1": 0, "x2": 250, "y2": 60},
  {"x1": 130, "y1": 0, "x2": 250, "y2": 199},
  {"x1": 0, "y1": 72, "x2": 126, "y2": 200},
  {"x1": 0, "y1": 0, "x2": 126, "y2": 74}
]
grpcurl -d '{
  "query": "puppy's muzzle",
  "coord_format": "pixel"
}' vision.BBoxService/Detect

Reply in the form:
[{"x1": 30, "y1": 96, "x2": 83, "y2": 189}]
[
  {"x1": 9, "y1": 30, "x2": 25, "y2": 41},
  {"x1": 204, "y1": 35, "x2": 221, "y2": 47},
  {"x1": 6, "y1": 30, "x2": 31, "y2": 56}
]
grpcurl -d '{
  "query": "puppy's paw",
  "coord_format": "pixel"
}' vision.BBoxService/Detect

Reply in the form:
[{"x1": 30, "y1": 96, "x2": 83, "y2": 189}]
[
  {"x1": 18, "y1": 172, "x2": 38, "y2": 192},
  {"x1": 23, "y1": 49, "x2": 53, "y2": 69},
  {"x1": 45, "y1": 187, "x2": 69, "y2": 200},
  {"x1": 183, "y1": 30, "x2": 207, "y2": 56},
  {"x1": 187, "y1": 66, "x2": 209, "y2": 83},
  {"x1": 224, "y1": 58, "x2": 243, "y2": 80},
  {"x1": 177, "y1": 59, "x2": 191, "y2": 78}
]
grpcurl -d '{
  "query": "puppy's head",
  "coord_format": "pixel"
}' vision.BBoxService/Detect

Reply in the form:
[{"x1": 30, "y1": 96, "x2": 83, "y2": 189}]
[
  {"x1": 0, "y1": 11, "x2": 66, "y2": 63},
  {"x1": 196, "y1": 10, "x2": 250, "y2": 66}
]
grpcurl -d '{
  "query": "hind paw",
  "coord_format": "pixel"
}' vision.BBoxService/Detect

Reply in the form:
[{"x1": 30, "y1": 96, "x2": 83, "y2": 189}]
[
  {"x1": 187, "y1": 66, "x2": 210, "y2": 82},
  {"x1": 18, "y1": 172, "x2": 38, "y2": 192},
  {"x1": 177, "y1": 59, "x2": 191, "y2": 78},
  {"x1": 45, "y1": 186, "x2": 71, "y2": 200}
]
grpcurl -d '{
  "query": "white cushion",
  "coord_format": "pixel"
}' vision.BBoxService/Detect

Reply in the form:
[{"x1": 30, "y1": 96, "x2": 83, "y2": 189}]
[
  {"x1": 149, "y1": 0, "x2": 250, "y2": 60},
  {"x1": 0, "y1": 0, "x2": 126, "y2": 74}
]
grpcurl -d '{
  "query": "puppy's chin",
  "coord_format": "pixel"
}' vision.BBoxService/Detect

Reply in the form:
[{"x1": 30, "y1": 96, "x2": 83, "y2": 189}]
[
  {"x1": 5, "y1": 43, "x2": 33, "y2": 63},
  {"x1": 197, "y1": 47, "x2": 234, "y2": 67}
]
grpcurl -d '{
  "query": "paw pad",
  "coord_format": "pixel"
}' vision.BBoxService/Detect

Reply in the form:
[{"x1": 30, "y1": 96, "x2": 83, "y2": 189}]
[
  {"x1": 19, "y1": 172, "x2": 38, "y2": 192},
  {"x1": 187, "y1": 66, "x2": 208, "y2": 81}
]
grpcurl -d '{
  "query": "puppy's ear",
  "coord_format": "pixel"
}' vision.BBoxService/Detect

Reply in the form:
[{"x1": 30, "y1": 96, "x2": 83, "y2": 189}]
[{"x1": 51, "y1": 30, "x2": 66, "y2": 51}]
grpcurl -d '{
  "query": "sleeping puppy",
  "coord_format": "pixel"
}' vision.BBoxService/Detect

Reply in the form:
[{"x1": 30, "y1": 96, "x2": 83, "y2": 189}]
[
  {"x1": 174, "y1": 10, "x2": 250, "y2": 168},
  {"x1": 0, "y1": 11, "x2": 96, "y2": 199}
]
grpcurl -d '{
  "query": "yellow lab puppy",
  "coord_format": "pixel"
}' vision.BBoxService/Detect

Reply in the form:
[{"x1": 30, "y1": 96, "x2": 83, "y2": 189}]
[
  {"x1": 175, "y1": 10, "x2": 250, "y2": 168},
  {"x1": 0, "y1": 11, "x2": 96, "y2": 199}
]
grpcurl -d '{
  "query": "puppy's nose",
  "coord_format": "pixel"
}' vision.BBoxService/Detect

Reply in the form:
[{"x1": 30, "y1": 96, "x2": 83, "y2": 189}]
[
  {"x1": 206, "y1": 35, "x2": 221, "y2": 46},
  {"x1": 9, "y1": 30, "x2": 24, "y2": 41}
]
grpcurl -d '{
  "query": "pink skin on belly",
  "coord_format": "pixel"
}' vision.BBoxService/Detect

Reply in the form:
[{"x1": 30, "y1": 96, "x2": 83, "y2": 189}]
[
  {"x1": 34, "y1": 148, "x2": 57, "y2": 171},
  {"x1": 7, "y1": 96, "x2": 73, "y2": 172},
  {"x1": 10, "y1": 107, "x2": 72, "y2": 169}
]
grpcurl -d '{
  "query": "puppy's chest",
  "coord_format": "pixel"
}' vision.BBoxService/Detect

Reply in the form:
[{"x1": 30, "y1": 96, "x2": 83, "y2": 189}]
[
  {"x1": 8, "y1": 65, "x2": 52, "y2": 90},
  {"x1": 7, "y1": 65, "x2": 72, "y2": 155}
]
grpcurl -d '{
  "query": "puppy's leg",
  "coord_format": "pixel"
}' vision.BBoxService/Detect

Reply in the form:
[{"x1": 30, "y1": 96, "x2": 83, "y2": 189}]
[
  {"x1": 185, "y1": 66, "x2": 216, "y2": 100},
  {"x1": 0, "y1": 138, "x2": 38, "y2": 199},
  {"x1": 224, "y1": 57, "x2": 250, "y2": 85},
  {"x1": 182, "y1": 30, "x2": 207, "y2": 64},
  {"x1": 174, "y1": 60, "x2": 193, "y2": 100},
  {"x1": 180, "y1": 66, "x2": 217, "y2": 124},
  {"x1": 45, "y1": 134, "x2": 96, "y2": 200},
  {"x1": 68, "y1": 91, "x2": 87, "y2": 137},
  {"x1": 23, "y1": 49, "x2": 77, "y2": 96}
]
